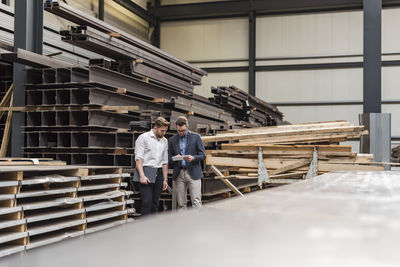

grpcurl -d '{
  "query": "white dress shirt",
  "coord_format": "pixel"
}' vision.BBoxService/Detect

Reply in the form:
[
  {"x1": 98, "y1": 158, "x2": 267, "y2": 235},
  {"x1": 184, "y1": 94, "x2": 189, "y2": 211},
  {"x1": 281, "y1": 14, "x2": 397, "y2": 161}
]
[{"x1": 135, "y1": 130, "x2": 168, "y2": 168}]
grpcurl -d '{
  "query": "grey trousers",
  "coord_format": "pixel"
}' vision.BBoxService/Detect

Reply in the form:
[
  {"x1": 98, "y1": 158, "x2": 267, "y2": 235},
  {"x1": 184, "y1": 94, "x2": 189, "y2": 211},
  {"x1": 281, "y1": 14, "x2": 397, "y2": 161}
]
[{"x1": 173, "y1": 169, "x2": 202, "y2": 209}]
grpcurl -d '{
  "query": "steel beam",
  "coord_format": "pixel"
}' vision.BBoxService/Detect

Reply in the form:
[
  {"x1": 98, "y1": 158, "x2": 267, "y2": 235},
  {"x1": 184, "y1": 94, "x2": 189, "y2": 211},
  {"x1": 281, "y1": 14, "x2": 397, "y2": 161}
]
[
  {"x1": 363, "y1": 0, "x2": 382, "y2": 113},
  {"x1": 25, "y1": 87, "x2": 162, "y2": 111},
  {"x1": 44, "y1": 1, "x2": 206, "y2": 76},
  {"x1": 203, "y1": 60, "x2": 400, "y2": 73},
  {"x1": 12, "y1": 0, "x2": 43, "y2": 157},
  {"x1": 150, "y1": 0, "x2": 400, "y2": 21},
  {"x1": 88, "y1": 66, "x2": 183, "y2": 99},
  {"x1": 270, "y1": 100, "x2": 400, "y2": 106}
]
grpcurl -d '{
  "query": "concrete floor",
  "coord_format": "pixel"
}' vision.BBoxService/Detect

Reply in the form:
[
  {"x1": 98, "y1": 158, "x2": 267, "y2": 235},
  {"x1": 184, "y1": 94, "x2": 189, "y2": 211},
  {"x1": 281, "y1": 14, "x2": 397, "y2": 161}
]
[{"x1": 2, "y1": 171, "x2": 400, "y2": 267}]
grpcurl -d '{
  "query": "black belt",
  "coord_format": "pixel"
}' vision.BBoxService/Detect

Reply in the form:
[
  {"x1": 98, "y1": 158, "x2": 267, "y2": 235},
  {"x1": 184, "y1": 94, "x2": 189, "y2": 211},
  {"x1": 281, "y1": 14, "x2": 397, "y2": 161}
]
[{"x1": 180, "y1": 166, "x2": 188, "y2": 170}]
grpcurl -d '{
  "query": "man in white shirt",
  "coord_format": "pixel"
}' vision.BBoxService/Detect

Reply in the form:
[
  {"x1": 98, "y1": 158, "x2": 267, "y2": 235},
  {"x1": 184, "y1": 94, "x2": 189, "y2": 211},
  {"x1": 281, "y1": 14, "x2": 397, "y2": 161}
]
[{"x1": 133, "y1": 117, "x2": 169, "y2": 216}]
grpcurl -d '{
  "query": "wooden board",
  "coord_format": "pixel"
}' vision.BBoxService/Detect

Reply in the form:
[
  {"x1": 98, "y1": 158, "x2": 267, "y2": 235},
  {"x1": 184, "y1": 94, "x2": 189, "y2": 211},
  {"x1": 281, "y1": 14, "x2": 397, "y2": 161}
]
[{"x1": 206, "y1": 156, "x2": 384, "y2": 172}]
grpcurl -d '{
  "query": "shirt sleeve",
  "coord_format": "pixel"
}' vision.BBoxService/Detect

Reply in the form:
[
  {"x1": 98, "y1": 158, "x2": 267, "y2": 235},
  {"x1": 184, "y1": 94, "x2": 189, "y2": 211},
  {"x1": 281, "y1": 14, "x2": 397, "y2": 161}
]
[
  {"x1": 162, "y1": 141, "x2": 168, "y2": 165},
  {"x1": 135, "y1": 134, "x2": 145, "y2": 161}
]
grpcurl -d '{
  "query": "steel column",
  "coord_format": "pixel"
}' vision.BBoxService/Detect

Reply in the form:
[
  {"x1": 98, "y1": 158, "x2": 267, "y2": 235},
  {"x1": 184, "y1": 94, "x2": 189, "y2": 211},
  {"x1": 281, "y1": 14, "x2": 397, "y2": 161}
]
[
  {"x1": 12, "y1": 0, "x2": 43, "y2": 157},
  {"x1": 359, "y1": 113, "x2": 391, "y2": 170},
  {"x1": 360, "y1": 0, "x2": 389, "y2": 162},
  {"x1": 249, "y1": 11, "x2": 256, "y2": 96},
  {"x1": 153, "y1": 0, "x2": 161, "y2": 48},
  {"x1": 363, "y1": 0, "x2": 381, "y2": 113},
  {"x1": 98, "y1": 0, "x2": 105, "y2": 21}
]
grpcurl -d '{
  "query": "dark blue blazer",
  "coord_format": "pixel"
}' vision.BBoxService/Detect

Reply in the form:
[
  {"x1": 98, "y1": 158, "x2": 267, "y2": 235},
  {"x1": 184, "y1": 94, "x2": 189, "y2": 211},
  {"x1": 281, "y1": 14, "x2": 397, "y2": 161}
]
[{"x1": 168, "y1": 131, "x2": 206, "y2": 180}]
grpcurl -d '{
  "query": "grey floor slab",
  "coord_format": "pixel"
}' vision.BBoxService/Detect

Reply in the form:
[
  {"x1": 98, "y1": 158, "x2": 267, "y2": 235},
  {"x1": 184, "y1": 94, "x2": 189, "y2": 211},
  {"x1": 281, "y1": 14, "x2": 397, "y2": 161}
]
[{"x1": 2, "y1": 171, "x2": 400, "y2": 267}]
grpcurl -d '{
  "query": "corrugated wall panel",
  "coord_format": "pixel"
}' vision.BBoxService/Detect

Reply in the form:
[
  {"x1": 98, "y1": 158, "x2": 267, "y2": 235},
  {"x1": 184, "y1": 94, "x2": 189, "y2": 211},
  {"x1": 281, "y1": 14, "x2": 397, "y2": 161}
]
[
  {"x1": 160, "y1": 18, "x2": 248, "y2": 61},
  {"x1": 256, "y1": 69, "x2": 362, "y2": 103},
  {"x1": 256, "y1": 11, "x2": 363, "y2": 58}
]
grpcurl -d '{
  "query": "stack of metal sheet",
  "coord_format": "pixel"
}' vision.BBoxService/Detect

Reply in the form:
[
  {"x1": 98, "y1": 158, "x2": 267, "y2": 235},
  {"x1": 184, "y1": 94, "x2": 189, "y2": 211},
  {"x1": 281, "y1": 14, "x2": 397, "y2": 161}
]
[
  {"x1": 0, "y1": 61, "x2": 12, "y2": 144},
  {"x1": 210, "y1": 85, "x2": 283, "y2": 126},
  {"x1": 1, "y1": 1, "x2": 283, "y2": 172}
]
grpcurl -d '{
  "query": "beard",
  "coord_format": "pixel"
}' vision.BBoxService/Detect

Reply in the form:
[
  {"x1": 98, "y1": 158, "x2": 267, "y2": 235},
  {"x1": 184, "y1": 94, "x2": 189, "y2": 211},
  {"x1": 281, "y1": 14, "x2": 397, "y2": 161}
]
[{"x1": 155, "y1": 132, "x2": 164, "y2": 139}]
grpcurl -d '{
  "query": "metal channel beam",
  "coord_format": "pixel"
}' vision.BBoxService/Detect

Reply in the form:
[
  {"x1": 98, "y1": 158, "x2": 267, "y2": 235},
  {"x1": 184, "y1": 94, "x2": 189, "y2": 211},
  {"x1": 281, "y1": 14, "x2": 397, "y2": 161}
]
[
  {"x1": 203, "y1": 60, "x2": 400, "y2": 73},
  {"x1": 150, "y1": 0, "x2": 400, "y2": 21},
  {"x1": 61, "y1": 26, "x2": 203, "y2": 84},
  {"x1": 25, "y1": 110, "x2": 136, "y2": 129},
  {"x1": 88, "y1": 66, "x2": 183, "y2": 99},
  {"x1": 12, "y1": 0, "x2": 43, "y2": 157},
  {"x1": 44, "y1": 1, "x2": 206, "y2": 76}
]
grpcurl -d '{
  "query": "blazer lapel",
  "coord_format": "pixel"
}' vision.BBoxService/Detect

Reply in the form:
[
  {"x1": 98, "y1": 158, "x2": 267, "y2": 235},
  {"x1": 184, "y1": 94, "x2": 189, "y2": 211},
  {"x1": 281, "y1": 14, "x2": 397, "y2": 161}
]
[
  {"x1": 174, "y1": 135, "x2": 182, "y2": 167},
  {"x1": 185, "y1": 131, "x2": 191, "y2": 155},
  {"x1": 174, "y1": 135, "x2": 180, "y2": 155}
]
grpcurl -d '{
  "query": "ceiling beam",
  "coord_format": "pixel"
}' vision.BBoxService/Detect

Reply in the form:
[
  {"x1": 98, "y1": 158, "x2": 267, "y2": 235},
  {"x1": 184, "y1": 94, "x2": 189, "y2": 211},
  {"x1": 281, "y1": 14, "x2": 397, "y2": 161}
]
[{"x1": 149, "y1": 0, "x2": 400, "y2": 21}]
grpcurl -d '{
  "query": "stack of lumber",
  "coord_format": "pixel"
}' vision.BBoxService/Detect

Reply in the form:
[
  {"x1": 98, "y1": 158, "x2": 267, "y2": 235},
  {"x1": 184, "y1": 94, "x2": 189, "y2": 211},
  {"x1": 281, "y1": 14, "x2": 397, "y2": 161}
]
[
  {"x1": 204, "y1": 121, "x2": 384, "y2": 188},
  {"x1": 0, "y1": 158, "x2": 66, "y2": 166},
  {"x1": 209, "y1": 86, "x2": 283, "y2": 126},
  {"x1": 0, "y1": 165, "x2": 133, "y2": 257},
  {"x1": 202, "y1": 120, "x2": 367, "y2": 144}
]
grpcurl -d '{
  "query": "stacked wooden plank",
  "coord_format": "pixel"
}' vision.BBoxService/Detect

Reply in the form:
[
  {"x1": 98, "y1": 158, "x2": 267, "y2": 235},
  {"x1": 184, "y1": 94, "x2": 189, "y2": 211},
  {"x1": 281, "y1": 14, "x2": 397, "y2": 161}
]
[
  {"x1": 0, "y1": 165, "x2": 133, "y2": 257},
  {"x1": 202, "y1": 120, "x2": 366, "y2": 144},
  {"x1": 0, "y1": 158, "x2": 66, "y2": 166},
  {"x1": 204, "y1": 121, "x2": 384, "y2": 188}
]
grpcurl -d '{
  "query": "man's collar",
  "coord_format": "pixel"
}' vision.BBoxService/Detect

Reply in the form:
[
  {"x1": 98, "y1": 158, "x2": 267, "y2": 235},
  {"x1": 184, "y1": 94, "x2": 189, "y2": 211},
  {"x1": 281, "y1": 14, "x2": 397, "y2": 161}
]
[
  {"x1": 150, "y1": 129, "x2": 160, "y2": 140},
  {"x1": 180, "y1": 130, "x2": 189, "y2": 138}
]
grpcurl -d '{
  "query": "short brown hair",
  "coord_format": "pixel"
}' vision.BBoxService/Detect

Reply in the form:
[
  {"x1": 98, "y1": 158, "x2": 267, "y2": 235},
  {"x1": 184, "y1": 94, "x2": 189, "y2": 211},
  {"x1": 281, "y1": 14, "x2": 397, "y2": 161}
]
[
  {"x1": 153, "y1": 117, "x2": 170, "y2": 128},
  {"x1": 175, "y1": 116, "x2": 188, "y2": 127}
]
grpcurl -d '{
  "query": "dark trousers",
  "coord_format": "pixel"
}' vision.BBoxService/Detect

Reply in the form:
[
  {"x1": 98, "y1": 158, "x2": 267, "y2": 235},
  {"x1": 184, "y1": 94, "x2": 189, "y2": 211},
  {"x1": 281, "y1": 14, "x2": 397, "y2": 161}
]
[{"x1": 139, "y1": 168, "x2": 163, "y2": 216}]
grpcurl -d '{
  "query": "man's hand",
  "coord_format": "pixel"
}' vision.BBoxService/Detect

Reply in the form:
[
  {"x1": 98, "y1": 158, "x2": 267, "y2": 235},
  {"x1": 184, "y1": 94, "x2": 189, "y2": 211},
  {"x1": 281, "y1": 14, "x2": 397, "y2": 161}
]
[
  {"x1": 183, "y1": 155, "x2": 194, "y2": 162},
  {"x1": 163, "y1": 179, "x2": 168, "y2": 191},
  {"x1": 140, "y1": 175, "x2": 150, "y2": 184}
]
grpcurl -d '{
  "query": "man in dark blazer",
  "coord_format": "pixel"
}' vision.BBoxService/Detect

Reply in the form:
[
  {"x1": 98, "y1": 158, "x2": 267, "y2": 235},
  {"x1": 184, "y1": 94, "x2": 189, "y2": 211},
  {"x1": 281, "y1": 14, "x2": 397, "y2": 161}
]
[{"x1": 168, "y1": 116, "x2": 206, "y2": 208}]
